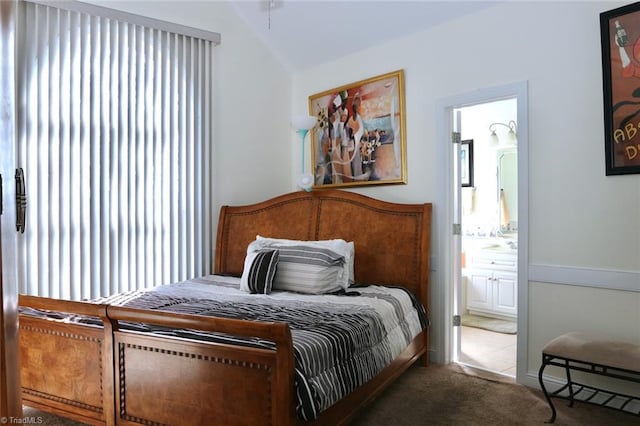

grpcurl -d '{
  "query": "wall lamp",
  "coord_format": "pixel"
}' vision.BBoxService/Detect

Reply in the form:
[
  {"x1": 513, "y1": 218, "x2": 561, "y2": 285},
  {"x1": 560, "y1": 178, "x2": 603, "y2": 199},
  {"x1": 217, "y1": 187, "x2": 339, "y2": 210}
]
[{"x1": 489, "y1": 120, "x2": 517, "y2": 146}]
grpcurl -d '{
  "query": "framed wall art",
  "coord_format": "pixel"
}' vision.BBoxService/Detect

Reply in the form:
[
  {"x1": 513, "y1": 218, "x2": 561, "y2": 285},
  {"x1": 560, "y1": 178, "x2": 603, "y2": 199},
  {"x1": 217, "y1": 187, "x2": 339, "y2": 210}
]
[
  {"x1": 461, "y1": 139, "x2": 474, "y2": 187},
  {"x1": 601, "y1": 2, "x2": 640, "y2": 175},
  {"x1": 308, "y1": 70, "x2": 407, "y2": 188}
]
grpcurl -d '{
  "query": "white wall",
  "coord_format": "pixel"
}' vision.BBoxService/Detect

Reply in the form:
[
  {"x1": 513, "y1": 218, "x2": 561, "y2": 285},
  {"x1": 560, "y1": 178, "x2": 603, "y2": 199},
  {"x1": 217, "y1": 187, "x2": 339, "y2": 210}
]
[{"x1": 293, "y1": 0, "x2": 640, "y2": 382}]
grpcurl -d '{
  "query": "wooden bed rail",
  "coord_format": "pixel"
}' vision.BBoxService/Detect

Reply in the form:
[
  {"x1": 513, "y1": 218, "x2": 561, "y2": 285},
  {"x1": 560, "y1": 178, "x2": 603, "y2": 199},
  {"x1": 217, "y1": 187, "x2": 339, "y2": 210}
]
[
  {"x1": 19, "y1": 294, "x2": 294, "y2": 347},
  {"x1": 19, "y1": 294, "x2": 108, "y2": 317},
  {"x1": 106, "y1": 305, "x2": 293, "y2": 344}
]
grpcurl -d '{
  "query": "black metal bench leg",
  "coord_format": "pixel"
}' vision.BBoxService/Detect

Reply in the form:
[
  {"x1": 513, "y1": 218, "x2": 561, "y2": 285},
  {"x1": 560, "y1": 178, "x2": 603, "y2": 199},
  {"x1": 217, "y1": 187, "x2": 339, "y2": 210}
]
[
  {"x1": 564, "y1": 360, "x2": 575, "y2": 408},
  {"x1": 539, "y1": 355, "x2": 557, "y2": 423}
]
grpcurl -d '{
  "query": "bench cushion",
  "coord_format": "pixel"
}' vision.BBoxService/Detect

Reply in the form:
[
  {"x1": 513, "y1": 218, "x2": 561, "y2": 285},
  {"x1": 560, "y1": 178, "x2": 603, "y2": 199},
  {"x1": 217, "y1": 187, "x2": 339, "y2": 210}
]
[{"x1": 543, "y1": 332, "x2": 640, "y2": 372}]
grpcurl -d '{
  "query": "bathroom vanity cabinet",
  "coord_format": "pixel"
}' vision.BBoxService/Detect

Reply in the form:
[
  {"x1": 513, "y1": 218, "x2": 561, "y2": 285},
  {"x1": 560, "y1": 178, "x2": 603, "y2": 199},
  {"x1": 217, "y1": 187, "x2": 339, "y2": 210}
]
[{"x1": 465, "y1": 249, "x2": 517, "y2": 318}]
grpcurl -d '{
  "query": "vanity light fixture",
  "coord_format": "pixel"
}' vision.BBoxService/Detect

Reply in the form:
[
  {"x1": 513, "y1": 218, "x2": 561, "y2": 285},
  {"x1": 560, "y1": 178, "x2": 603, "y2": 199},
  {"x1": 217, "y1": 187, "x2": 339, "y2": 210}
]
[
  {"x1": 291, "y1": 114, "x2": 317, "y2": 192},
  {"x1": 489, "y1": 120, "x2": 517, "y2": 146}
]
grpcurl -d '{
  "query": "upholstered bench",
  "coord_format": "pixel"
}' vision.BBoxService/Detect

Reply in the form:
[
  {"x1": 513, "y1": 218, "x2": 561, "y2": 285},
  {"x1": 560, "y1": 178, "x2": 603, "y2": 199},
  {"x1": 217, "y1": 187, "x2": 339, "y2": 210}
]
[{"x1": 538, "y1": 332, "x2": 640, "y2": 423}]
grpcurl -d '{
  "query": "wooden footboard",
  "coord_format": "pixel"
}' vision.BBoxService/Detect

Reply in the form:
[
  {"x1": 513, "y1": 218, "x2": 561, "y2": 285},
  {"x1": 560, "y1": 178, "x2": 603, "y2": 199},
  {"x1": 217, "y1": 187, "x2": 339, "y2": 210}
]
[
  {"x1": 107, "y1": 306, "x2": 296, "y2": 426},
  {"x1": 19, "y1": 295, "x2": 115, "y2": 425},
  {"x1": 20, "y1": 296, "x2": 297, "y2": 426}
]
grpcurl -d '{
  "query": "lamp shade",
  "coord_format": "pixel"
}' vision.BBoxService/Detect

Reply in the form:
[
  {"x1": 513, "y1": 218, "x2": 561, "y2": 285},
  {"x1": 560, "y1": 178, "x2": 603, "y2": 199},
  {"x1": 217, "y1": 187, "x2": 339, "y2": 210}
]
[
  {"x1": 489, "y1": 131, "x2": 500, "y2": 147},
  {"x1": 291, "y1": 115, "x2": 317, "y2": 130},
  {"x1": 504, "y1": 130, "x2": 518, "y2": 146},
  {"x1": 297, "y1": 172, "x2": 313, "y2": 192}
]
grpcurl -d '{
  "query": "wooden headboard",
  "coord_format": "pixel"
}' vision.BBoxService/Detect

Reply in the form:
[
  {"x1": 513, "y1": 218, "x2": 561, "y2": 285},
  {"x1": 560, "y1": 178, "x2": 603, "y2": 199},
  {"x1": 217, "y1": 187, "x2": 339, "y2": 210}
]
[{"x1": 215, "y1": 190, "x2": 432, "y2": 309}]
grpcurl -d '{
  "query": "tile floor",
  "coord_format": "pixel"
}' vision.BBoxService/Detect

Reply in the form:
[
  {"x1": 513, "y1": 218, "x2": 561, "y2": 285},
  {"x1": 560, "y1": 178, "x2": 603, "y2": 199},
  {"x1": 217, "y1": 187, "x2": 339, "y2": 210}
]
[{"x1": 459, "y1": 325, "x2": 517, "y2": 377}]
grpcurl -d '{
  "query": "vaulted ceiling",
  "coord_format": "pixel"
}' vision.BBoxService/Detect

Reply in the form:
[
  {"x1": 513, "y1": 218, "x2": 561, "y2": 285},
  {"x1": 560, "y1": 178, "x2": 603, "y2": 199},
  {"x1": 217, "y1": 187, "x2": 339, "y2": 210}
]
[{"x1": 227, "y1": 0, "x2": 500, "y2": 71}]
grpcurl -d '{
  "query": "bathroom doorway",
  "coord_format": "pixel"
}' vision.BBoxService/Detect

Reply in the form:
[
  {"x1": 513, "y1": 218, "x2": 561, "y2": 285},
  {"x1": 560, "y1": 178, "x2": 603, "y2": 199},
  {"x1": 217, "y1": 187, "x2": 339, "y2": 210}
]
[
  {"x1": 437, "y1": 81, "x2": 528, "y2": 383},
  {"x1": 456, "y1": 99, "x2": 518, "y2": 377}
]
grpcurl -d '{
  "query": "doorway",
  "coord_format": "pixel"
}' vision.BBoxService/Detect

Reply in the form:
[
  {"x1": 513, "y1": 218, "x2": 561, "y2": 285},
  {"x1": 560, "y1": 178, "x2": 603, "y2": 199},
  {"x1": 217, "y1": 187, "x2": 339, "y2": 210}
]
[
  {"x1": 456, "y1": 99, "x2": 518, "y2": 377},
  {"x1": 436, "y1": 81, "x2": 529, "y2": 384}
]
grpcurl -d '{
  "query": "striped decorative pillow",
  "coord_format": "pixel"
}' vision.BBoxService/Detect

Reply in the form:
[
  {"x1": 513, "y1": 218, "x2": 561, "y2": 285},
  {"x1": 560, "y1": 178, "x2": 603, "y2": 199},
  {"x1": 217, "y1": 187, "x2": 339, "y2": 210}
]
[
  {"x1": 270, "y1": 261, "x2": 343, "y2": 294},
  {"x1": 269, "y1": 245, "x2": 345, "y2": 294},
  {"x1": 240, "y1": 249, "x2": 279, "y2": 294}
]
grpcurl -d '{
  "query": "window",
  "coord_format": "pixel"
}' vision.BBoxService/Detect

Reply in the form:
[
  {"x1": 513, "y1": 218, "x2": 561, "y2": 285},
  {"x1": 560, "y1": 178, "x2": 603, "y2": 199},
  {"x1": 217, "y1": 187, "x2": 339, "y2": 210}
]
[{"x1": 16, "y1": 1, "x2": 218, "y2": 299}]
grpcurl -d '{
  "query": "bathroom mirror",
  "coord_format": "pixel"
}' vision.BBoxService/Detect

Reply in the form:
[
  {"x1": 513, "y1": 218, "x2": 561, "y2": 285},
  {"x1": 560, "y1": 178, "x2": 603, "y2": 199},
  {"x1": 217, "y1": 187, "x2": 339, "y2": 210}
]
[{"x1": 497, "y1": 147, "x2": 517, "y2": 230}]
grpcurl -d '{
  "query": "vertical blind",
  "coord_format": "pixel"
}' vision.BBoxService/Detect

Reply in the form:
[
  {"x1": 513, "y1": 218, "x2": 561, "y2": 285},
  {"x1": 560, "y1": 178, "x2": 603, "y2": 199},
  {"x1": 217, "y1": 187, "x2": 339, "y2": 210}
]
[{"x1": 16, "y1": 2, "x2": 215, "y2": 300}]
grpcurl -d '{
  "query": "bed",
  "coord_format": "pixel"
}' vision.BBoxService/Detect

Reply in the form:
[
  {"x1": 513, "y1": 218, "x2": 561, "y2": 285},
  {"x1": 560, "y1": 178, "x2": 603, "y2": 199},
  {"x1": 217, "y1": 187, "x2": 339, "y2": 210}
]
[{"x1": 18, "y1": 189, "x2": 432, "y2": 425}]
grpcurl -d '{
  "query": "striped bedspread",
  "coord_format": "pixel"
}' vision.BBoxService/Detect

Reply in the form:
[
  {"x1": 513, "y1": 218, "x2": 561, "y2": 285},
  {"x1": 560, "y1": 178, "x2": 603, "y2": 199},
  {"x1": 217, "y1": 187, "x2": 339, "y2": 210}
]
[{"x1": 27, "y1": 275, "x2": 428, "y2": 420}]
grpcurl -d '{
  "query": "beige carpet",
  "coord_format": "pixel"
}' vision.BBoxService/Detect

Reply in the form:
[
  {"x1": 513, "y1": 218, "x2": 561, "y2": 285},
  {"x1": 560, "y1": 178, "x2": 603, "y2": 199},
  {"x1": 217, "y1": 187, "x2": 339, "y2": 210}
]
[
  {"x1": 22, "y1": 364, "x2": 638, "y2": 425},
  {"x1": 352, "y1": 364, "x2": 637, "y2": 425}
]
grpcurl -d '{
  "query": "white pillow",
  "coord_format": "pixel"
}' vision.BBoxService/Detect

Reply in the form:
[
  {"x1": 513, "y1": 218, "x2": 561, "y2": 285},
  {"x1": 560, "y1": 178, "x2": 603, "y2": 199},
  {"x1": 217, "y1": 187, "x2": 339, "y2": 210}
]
[{"x1": 255, "y1": 235, "x2": 355, "y2": 286}]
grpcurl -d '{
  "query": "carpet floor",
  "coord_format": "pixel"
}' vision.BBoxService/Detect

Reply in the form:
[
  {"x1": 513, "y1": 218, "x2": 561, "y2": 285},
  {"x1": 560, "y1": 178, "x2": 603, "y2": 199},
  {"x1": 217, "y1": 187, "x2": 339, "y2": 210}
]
[
  {"x1": 22, "y1": 364, "x2": 638, "y2": 425},
  {"x1": 352, "y1": 364, "x2": 637, "y2": 426}
]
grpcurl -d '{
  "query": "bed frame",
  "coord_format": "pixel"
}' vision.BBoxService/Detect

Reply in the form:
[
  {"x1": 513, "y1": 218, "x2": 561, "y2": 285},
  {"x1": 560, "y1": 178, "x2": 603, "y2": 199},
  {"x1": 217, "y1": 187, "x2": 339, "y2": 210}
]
[{"x1": 18, "y1": 190, "x2": 432, "y2": 425}]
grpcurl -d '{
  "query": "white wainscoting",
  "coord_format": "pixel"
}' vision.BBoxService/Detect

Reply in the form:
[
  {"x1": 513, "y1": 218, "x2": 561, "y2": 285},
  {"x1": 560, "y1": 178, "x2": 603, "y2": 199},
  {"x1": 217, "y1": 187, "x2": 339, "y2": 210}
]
[{"x1": 529, "y1": 264, "x2": 640, "y2": 293}]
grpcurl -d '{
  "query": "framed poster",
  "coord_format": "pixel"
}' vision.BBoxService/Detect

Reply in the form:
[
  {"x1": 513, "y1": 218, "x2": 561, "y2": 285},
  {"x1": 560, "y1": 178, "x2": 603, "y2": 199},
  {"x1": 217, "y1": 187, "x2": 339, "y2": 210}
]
[
  {"x1": 461, "y1": 139, "x2": 474, "y2": 187},
  {"x1": 601, "y1": 2, "x2": 640, "y2": 175},
  {"x1": 308, "y1": 70, "x2": 407, "y2": 188}
]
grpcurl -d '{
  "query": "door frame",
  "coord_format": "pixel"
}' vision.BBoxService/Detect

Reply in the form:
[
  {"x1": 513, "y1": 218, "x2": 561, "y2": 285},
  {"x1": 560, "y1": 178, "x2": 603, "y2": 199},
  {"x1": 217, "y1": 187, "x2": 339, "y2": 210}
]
[{"x1": 435, "y1": 81, "x2": 529, "y2": 384}]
